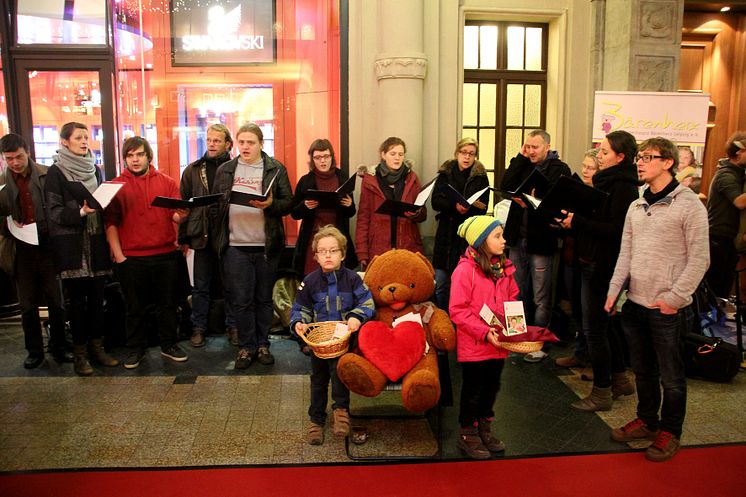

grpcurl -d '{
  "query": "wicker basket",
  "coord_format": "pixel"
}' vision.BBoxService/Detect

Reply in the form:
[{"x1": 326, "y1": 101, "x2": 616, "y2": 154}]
[
  {"x1": 298, "y1": 321, "x2": 351, "y2": 359},
  {"x1": 496, "y1": 340, "x2": 543, "y2": 354}
]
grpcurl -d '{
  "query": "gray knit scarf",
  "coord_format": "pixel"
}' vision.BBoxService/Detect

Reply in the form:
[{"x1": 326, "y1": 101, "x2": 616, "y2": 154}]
[{"x1": 53, "y1": 147, "x2": 98, "y2": 194}]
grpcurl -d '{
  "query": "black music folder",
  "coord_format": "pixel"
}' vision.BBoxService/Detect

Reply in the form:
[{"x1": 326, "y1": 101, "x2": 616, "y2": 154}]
[
  {"x1": 374, "y1": 176, "x2": 437, "y2": 217},
  {"x1": 151, "y1": 193, "x2": 223, "y2": 209},
  {"x1": 500, "y1": 168, "x2": 550, "y2": 199},
  {"x1": 228, "y1": 170, "x2": 280, "y2": 205},
  {"x1": 444, "y1": 184, "x2": 491, "y2": 210},
  {"x1": 523, "y1": 174, "x2": 608, "y2": 219},
  {"x1": 303, "y1": 174, "x2": 357, "y2": 208}
]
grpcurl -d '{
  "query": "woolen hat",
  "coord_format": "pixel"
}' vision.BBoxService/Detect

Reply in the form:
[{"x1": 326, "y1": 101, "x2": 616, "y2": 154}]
[{"x1": 457, "y1": 215, "x2": 502, "y2": 248}]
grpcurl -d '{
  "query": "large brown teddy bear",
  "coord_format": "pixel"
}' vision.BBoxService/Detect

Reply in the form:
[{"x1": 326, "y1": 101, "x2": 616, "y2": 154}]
[{"x1": 337, "y1": 249, "x2": 456, "y2": 412}]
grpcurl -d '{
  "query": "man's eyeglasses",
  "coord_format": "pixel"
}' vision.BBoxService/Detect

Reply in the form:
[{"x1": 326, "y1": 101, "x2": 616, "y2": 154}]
[
  {"x1": 316, "y1": 248, "x2": 341, "y2": 256},
  {"x1": 458, "y1": 150, "x2": 477, "y2": 158},
  {"x1": 635, "y1": 154, "x2": 664, "y2": 163},
  {"x1": 313, "y1": 153, "x2": 332, "y2": 161}
]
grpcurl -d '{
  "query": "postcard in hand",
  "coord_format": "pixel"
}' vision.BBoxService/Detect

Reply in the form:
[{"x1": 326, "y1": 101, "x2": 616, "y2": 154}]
[{"x1": 504, "y1": 301, "x2": 527, "y2": 336}]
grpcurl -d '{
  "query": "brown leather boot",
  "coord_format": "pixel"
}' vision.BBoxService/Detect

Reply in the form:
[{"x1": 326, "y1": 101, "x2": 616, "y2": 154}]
[
  {"x1": 478, "y1": 418, "x2": 505, "y2": 452},
  {"x1": 73, "y1": 345, "x2": 93, "y2": 376},
  {"x1": 457, "y1": 426, "x2": 490, "y2": 459},
  {"x1": 571, "y1": 386, "x2": 612, "y2": 412},
  {"x1": 89, "y1": 339, "x2": 119, "y2": 367},
  {"x1": 611, "y1": 372, "x2": 635, "y2": 399}
]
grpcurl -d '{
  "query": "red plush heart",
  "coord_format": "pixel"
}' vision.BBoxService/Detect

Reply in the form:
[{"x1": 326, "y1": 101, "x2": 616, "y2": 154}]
[{"x1": 359, "y1": 321, "x2": 426, "y2": 382}]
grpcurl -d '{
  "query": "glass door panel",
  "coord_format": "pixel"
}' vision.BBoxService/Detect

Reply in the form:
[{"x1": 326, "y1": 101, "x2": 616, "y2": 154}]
[{"x1": 28, "y1": 71, "x2": 103, "y2": 166}]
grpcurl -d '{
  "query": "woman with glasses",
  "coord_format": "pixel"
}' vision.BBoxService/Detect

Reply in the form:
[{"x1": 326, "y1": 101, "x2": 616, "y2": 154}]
[
  {"x1": 430, "y1": 137, "x2": 490, "y2": 310},
  {"x1": 292, "y1": 139, "x2": 358, "y2": 277},
  {"x1": 557, "y1": 130, "x2": 639, "y2": 411},
  {"x1": 355, "y1": 136, "x2": 426, "y2": 270},
  {"x1": 44, "y1": 122, "x2": 118, "y2": 375}
]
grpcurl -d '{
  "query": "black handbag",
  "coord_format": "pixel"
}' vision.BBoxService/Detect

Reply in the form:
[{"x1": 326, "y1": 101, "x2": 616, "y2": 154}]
[{"x1": 683, "y1": 333, "x2": 741, "y2": 383}]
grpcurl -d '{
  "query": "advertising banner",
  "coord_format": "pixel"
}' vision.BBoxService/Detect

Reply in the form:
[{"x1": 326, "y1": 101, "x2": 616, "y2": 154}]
[
  {"x1": 592, "y1": 91, "x2": 710, "y2": 145},
  {"x1": 170, "y1": 0, "x2": 276, "y2": 66}
]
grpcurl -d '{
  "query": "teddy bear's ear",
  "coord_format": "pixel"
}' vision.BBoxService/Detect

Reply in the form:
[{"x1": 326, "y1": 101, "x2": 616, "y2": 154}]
[
  {"x1": 415, "y1": 252, "x2": 435, "y2": 277},
  {"x1": 367, "y1": 254, "x2": 380, "y2": 273}
]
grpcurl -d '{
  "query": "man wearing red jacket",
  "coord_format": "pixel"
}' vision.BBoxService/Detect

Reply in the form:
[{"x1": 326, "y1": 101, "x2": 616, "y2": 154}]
[{"x1": 105, "y1": 136, "x2": 189, "y2": 369}]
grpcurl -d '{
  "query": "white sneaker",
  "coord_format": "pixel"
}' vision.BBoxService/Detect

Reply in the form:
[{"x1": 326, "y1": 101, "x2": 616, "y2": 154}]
[{"x1": 524, "y1": 350, "x2": 548, "y2": 363}]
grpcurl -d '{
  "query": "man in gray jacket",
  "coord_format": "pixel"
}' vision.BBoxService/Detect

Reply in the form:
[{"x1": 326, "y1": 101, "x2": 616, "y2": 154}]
[
  {"x1": 0, "y1": 133, "x2": 71, "y2": 368},
  {"x1": 605, "y1": 137, "x2": 709, "y2": 462}
]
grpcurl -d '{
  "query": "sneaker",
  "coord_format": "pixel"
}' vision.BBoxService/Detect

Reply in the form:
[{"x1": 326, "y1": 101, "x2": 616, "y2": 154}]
[
  {"x1": 124, "y1": 349, "x2": 145, "y2": 369},
  {"x1": 645, "y1": 430, "x2": 680, "y2": 462},
  {"x1": 611, "y1": 418, "x2": 659, "y2": 443},
  {"x1": 190, "y1": 328, "x2": 206, "y2": 348},
  {"x1": 524, "y1": 350, "x2": 548, "y2": 363},
  {"x1": 161, "y1": 344, "x2": 188, "y2": 362},
  {"x1": 234, "y1": 348, "x2": 253, "y2": 370},
  {"x1": 256, "y1": 346, "x2": 275, "y2": 365},
  {"x1": 227, "y1": 327, "x2": 239, "y2": 347}
]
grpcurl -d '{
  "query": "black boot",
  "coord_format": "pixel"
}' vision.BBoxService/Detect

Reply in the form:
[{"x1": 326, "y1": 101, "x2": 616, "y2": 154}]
[
  {"x1": 457, "y1": 425, "x2": 490, "y2": 459},
  {"x1": 478, "y1": 418, "x2": 506, "y2": 452}
]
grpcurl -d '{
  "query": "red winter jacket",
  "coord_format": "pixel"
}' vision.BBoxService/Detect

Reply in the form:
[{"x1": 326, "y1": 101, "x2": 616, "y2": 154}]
[
  {"x1": 105, "y1": 167, "x2": 180, "y2": 257},
  {"x1": 355, "y1": 168, "x2": 425, "y2": 263},
  {"x1": 449, "y1": 248, "x2": 519, "y2": 362}
]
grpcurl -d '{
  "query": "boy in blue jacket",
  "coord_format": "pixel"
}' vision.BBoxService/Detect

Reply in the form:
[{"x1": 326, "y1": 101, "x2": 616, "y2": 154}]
[{"x1": 291, "y1": 225, "x2": 375, "y2": 445}]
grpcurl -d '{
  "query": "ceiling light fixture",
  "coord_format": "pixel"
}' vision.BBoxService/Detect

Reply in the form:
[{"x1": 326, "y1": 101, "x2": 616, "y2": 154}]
[{"x1": 720, "y1": 6, "x2": 731, "y2": 12}]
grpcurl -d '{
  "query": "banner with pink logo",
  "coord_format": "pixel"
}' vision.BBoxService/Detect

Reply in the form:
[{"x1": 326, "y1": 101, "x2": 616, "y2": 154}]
[{"x1": 593, "y1": 91, "x2": 710, "y2": 145}]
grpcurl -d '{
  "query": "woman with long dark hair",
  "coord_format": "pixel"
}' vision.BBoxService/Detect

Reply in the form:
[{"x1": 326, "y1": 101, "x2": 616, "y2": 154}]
[
  {"x1": 45, "y1": 122, "x2": 118, "y2": 375},
  {"x1": 558, "y1": 130, "x2": 640, "y2": 410}
]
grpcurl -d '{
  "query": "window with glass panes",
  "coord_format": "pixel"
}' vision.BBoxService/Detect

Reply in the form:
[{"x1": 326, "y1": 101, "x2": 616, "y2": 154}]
[{"x1": 463, "y1": 22, "x2": 548, "y2": 194}]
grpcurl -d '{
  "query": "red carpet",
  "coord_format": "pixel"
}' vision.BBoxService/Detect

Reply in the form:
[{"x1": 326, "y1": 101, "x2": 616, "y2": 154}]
[{"x1": 1, "y1": 445, "x2": 744, "y2": 497}]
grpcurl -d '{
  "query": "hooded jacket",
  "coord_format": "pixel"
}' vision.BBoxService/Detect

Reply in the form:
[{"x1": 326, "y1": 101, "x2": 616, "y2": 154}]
[
  {"x1": 355, "y1": 165, "x2": 425, "y2": 263},
  {"x1": 500, "y1": 151, "x2": 571, "y2": 254},
  {"x1": 178, "y1": 151, "x2": 231, "y2": 250},
  {"x1": 211, "y1": 151, "x2": 293, "y2": 257},
  {"x1": 571, "y1": 162, "x2": 640, "y2": 281},
  {"x1": 607, "y1": 183, "x2": 709, "y2": 310},
  {"x1": 105, "y1": 167, "x2": 180, "y2": 257},
  {"x1": 431, "y1": 159, "x2": 489, "y2": 271},
  {"x1": 449, "y1": 248, "x2": 519, "y2": 362}
]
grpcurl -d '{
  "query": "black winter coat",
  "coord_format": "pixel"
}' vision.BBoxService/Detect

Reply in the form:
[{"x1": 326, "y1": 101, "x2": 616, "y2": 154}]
[
  {"x1": 431, "y1": 159, "x2": 489, "y2": 271},
  {"x1": 500, "y1": 152, "x2": 571, "y2": 255},
  {"x1": 291, "y1": 169, "x2": 358, "y2": 275}
]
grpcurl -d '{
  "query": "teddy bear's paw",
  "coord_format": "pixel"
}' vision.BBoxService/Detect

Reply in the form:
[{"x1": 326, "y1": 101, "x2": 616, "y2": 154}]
[
  {"x1": 337, "y1": 353, "x2": 387, "y2": 397},
  {"x1": 401, "y1": 370, "x2": 441, "y2": 413}
]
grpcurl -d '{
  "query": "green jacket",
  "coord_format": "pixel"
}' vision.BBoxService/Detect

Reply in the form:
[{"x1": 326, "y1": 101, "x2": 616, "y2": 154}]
[{"x1": 0, "y1": 159, "x2": 50, "y2": 241}]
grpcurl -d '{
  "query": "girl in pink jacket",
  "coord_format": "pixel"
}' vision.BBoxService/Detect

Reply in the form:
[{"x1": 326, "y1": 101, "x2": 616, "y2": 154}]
[{"x1": 449, "y1": 215, "x2": 519, "y2": 459}]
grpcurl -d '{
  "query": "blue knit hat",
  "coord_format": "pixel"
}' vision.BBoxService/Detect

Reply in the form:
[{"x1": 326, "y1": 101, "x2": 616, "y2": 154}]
[{"x1": 457, "y1": 215, "x2": 502, "y2": 248}]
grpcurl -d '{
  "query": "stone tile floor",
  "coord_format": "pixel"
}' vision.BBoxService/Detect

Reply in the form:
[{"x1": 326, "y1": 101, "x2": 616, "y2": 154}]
[{"x1": 0, "y1": 316, "x2": 744, "y2": 471}]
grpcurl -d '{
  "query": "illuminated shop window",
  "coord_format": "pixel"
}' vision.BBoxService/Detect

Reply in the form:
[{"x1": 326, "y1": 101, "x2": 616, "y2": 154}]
[
  {"x1": 462, "y1": 21, "x2": 547, "y2": 189},
  {"x1": 17, "y1": 0, "x2": 107, "y2": 45},
  {"x1": 0, "y1": 41, "x2": 7, "y2": 138}
]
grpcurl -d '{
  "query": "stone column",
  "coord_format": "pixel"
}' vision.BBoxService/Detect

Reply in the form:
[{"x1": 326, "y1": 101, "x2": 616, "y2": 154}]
[
  {"x1": 601, "y1": 0, "x2": 684, "y2": 91},
  {"x1": 374, "y1": 0, "x2": 427, "y2": 171}
]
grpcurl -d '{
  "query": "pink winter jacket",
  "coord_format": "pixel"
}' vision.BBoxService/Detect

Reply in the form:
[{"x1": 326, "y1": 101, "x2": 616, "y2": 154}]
[{"x1": 449, "y1": 249, "x2": 519, "y2": 362}]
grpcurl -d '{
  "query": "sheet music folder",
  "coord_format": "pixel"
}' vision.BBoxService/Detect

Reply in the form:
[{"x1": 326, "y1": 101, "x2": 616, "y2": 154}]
[
  {"x1": 500, "y1": 168, "x2": 550, "y2": 199},
  {"x1": 303, "y1": 174, "x2": 357, "y2": 207},
  {"x1": 64, "y1": 181, "x2": 124, "y2": 210},
  {"x1": 151, "y1": 193, "x2": 223, "y2": 209},
  {"x1": 228, "y1": 170, "x2": 280, "y2": 206},
  {"x1": 524, "y1": 175, "x2": 608, "y2": 218},
  {"x1": 444, "y1": 184, "x2": 491, "y2": 210},
  {"x1": 374, "y1": 176, "x2": 437, "y2": 217}
]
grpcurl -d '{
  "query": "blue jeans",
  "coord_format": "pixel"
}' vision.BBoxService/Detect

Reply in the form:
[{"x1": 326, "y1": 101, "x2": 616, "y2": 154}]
[
  {"x1": 223, "y1": 246, "x2": 276, "y2": 351},
  {"x1": 621, "y1": 300, "x2": 691, "y2": 437},
  {"x1": 191, "y1": 247, "x2": 235, "y2": 331},
  {"x1": 434, "y1": 268, "x2": 450, "y2": 311},
  {"x1": 309, "y1": 354, "x2": 349, "y2": 425},
  {"x1": 581, "y1": 262, "x2": 626, "y2": 388},
  {"x1": 509, "y1": 238, "x2": 553, "y2": 327}
]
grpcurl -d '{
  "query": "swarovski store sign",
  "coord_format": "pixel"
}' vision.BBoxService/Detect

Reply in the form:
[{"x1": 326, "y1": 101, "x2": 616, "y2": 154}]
[{"x1": 170, "y1": 0, "x2": 276, "y2": 66}]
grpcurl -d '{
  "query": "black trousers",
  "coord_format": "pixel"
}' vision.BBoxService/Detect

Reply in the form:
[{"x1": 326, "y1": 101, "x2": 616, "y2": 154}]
[
  {"x1": 458, "y1": 359, "x2": 504, "y2": 427},
  {"x1": 62, "y1": 276, "x2": 107, "y2": 346},
  {"x1": 115, "y1": 252, "x2": 179, "y2": 351},
  {"x1": 14, "y1": 242, "x2": 66, "y2": 355}
]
